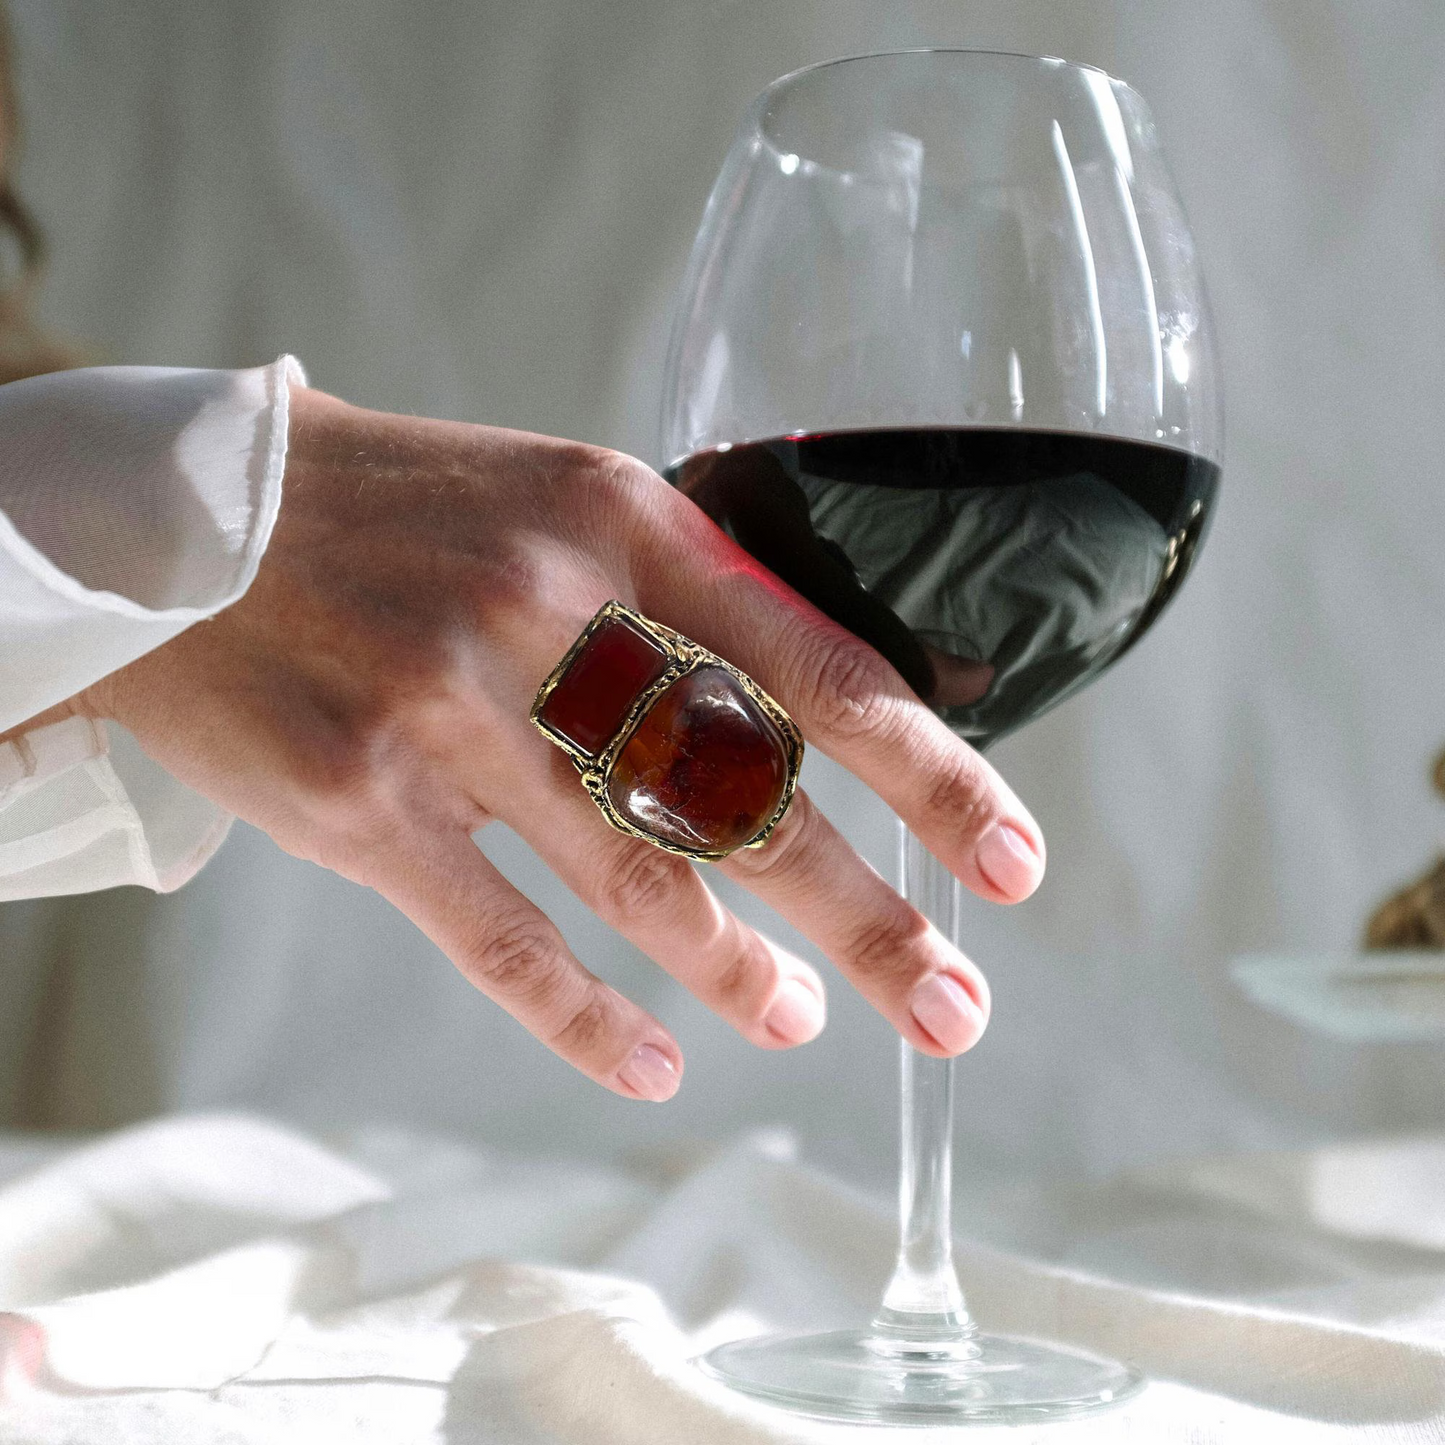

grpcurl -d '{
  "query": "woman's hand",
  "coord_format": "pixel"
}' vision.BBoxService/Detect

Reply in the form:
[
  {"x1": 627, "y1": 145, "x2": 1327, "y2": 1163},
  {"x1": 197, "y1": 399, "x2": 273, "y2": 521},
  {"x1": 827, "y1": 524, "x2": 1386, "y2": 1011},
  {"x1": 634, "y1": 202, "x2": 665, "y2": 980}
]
[{"x1": 81, "y1": 387, "x2": 1045, "y2": 1100}]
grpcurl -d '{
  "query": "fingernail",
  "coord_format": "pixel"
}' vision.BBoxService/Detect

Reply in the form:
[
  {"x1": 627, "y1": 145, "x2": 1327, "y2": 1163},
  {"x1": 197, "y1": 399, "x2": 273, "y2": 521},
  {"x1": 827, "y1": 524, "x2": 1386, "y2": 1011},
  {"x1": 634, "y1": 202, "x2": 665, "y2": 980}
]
[
  {"x1": 763, "y1": 977, "x2": 826, "y2": 1045},
  {"x1": 618, "y1": 1044, "x2": 680, "y2": 1102},
  {"x1": 910, "y1": 972, "x2": 984, "y2": 1054},
  {"x1": 976, "y1": 820, "x2": 1044, "y2": 900}
]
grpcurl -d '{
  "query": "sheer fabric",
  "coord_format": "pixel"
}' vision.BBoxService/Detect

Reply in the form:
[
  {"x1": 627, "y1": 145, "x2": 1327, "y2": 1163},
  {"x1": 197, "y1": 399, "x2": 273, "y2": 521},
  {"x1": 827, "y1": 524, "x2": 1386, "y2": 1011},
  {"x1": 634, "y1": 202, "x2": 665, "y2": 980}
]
[{"x1": 0, "y1": 356, "x2": 303, "y2": 898}]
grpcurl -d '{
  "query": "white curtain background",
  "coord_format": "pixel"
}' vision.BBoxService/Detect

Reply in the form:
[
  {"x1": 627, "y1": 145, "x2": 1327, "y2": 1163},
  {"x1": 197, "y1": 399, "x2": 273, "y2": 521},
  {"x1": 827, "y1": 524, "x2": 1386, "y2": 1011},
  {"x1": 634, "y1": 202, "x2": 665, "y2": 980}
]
[{"x1": 1, "y1": 0, "x2": 1442, "y2": 1196}]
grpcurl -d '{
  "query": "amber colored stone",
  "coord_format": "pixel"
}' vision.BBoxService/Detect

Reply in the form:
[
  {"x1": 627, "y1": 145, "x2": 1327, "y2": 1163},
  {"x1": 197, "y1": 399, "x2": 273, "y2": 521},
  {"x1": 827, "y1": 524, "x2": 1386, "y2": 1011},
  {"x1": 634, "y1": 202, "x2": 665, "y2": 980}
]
[
  {"x1": 539, "y1": 616, "x2": 669, "y2": 756},
  {"x1": 607, "y1": 665, "x2": 790, "y2": 853}
]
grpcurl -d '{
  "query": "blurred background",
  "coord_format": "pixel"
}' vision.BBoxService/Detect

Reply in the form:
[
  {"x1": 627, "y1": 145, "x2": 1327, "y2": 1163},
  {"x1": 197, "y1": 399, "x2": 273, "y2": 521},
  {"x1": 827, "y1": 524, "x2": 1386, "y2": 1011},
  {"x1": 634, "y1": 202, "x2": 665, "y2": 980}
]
[{"x1": 0, "y1": 0, "x2": 1442, "y2": 1196}]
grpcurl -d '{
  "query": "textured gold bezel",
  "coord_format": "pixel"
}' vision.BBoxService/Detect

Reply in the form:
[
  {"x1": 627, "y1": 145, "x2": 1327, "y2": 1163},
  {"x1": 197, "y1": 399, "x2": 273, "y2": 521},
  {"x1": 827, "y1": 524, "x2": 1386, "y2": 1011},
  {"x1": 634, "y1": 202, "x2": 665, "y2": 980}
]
[{"x1": 530, "y1": 600, "x2": 803, "y2": 862}]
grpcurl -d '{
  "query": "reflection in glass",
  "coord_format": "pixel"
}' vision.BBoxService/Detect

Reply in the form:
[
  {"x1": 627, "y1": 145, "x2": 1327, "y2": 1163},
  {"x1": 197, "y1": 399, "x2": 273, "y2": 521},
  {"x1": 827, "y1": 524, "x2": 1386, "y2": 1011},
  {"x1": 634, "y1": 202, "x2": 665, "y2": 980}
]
[{"x1": 670, "y1": 427, "x2": 1217, "y2": 746}]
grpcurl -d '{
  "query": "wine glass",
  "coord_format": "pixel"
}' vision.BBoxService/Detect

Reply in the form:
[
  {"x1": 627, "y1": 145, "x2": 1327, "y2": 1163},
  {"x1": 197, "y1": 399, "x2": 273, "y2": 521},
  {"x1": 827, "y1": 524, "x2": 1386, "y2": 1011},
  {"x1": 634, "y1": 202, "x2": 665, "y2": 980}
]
[{"x1": 659, "y1": 50, "x2": 1222, "y2": 1424}]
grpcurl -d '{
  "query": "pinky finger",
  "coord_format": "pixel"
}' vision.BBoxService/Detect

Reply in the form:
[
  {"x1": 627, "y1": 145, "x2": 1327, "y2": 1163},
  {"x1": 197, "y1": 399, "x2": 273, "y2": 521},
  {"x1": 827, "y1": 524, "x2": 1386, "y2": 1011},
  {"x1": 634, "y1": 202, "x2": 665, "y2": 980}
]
[{"x1": 365, "y1": 828, "x2": 683, "y2": 1102}]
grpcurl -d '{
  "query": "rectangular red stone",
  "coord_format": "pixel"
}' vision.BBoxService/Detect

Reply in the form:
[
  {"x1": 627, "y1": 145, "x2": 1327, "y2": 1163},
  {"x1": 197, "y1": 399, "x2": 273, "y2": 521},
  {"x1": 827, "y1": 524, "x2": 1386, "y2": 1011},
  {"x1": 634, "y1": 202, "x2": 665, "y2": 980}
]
[{"x1": 538, "y1": 615, "x2": 669, "y2": 756}]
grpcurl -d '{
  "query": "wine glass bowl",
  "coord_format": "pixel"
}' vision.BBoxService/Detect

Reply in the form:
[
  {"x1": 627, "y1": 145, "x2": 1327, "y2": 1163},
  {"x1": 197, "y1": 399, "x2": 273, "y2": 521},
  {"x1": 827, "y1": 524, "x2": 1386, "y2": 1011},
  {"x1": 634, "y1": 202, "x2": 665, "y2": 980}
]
[
  {"x1": 668, "y1": 428, "x2": 1218, "y2": 746},
  {"x1": 661, "y1": 49, "x2": 1221, "y2": 1423},
  {"x1": 662, "y1": 51, "x2": 1221, "y2": 467},
  {"x1": 662, "y1": 49, "x2": 1221, "y2": 748}
]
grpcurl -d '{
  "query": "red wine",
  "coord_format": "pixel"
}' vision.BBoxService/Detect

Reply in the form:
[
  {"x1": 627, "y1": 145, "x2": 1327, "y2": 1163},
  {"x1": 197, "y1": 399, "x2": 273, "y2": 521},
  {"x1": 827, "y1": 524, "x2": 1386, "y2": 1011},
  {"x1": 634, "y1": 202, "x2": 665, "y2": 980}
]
[{"x1": 666, "y1": 429, "x2": 1219, "y2": 746}]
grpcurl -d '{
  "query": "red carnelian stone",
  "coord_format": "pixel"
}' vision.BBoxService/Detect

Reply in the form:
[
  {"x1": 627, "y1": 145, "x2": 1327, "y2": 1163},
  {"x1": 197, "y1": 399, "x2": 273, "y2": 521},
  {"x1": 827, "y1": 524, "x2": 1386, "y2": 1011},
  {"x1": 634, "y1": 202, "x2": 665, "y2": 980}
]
[
  {"x1": 607, "y1": 665, "x2": 789, "y2": 853},
  {"x1": 539, "y1": 616, "x2": 670, "y2": 756}
]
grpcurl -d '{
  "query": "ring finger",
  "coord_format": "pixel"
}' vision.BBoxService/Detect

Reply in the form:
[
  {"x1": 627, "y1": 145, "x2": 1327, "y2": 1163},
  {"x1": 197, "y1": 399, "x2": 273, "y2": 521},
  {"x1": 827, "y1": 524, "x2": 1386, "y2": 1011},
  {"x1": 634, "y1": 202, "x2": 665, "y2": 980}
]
[{"x1": 485, "y1": 735, "x2": 828, "y2": 1050}]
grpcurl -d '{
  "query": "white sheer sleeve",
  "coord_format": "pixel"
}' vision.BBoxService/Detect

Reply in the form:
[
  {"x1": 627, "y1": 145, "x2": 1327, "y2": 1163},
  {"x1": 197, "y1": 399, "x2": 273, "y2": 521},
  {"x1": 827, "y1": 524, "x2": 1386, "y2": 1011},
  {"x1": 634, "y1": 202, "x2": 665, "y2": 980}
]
[{"x1": 0, "y1": 355, "x2": 304, "y2": 900}]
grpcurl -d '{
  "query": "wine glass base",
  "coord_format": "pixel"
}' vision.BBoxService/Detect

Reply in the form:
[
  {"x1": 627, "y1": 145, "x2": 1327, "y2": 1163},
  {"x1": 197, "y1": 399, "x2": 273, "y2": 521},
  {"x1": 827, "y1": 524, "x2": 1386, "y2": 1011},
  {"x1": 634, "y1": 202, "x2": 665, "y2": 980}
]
[{"x1": 698, "y1": 1329, "x2": 1143, "y2": 1425}]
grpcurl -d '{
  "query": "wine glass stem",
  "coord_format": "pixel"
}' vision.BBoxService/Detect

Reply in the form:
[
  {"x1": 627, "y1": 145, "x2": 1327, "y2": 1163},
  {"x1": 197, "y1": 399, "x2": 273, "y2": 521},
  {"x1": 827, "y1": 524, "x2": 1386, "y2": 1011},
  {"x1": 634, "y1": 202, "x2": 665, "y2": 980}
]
[{"x1": 871, "y1": 822, "x2": 978, "y2": 1350}]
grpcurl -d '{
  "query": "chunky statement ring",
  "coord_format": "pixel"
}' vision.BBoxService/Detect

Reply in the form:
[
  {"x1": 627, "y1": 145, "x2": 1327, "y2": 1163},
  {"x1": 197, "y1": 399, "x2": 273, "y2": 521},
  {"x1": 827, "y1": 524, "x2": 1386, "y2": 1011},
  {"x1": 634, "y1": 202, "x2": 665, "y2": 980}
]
[{"x1": 531, "y1": 601, "x2": 804, "y2": 861}]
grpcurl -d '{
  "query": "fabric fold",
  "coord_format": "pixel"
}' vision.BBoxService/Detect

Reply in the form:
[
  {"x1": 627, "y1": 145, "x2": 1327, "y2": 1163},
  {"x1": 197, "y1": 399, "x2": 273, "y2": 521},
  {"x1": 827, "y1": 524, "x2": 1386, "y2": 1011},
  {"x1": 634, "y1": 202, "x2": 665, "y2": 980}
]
[{"x1": 3, "y1": 1115, "x2": 1445, "y2": 1442}]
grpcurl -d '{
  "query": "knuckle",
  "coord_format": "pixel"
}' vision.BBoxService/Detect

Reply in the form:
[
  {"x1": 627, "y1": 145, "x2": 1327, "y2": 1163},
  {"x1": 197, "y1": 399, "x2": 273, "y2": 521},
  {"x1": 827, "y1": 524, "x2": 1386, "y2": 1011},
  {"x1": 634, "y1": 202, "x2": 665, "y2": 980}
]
[
  {"x1": 527, "y1": 436, "x2": 618, "y2": 501},
  {"x1": 574, "y1": 447, "x2": 659, "y2": 519},
  {"x1": 597, "y1": 448, "x2": 661, "y2": 496},
  {"x1": 796, "y1": 633, "x2": 899, "y2": 740},
  {"x1": 922, "y1": 756, "x2": 994, "y2": 837},
  {"x1": 712, "y1": 934, "x2": 779, "y2": 1016},
  {"x1": 466, "y1": 914, "x2": 562, "y2": 1000},
  {"x1": 849, "y1": 908, "x2": 932, "y2": 984},
  {"x1": 597, "y1": 846, "x2": 689, "y2": 925},
  {"x1": 467, "y1": 542, "x2": 549, "y2": 619},
  {"x1": 599, "y1": 455, "x2": 690, "y2": 551},
  {"x1": 548, "y1": 989, "x2": 614, "y2": 1055},
  {"x1": 557, "y1": 438, "x2": 624, "y2": 482},
  {"x1": 547, "y1": 447, "x2": 645, "y2": 552}
]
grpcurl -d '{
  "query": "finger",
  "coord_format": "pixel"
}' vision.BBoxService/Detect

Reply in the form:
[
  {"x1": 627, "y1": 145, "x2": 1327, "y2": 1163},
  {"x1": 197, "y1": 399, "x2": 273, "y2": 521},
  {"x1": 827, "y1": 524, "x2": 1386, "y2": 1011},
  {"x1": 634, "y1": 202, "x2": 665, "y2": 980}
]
[
  {"x1": 362, "y1": 826, "x2": 683, "y2": 1101},
  {"x1": 633, "y1": 504, "x2": 1045, "y2": 904},
  {"x1": 672, "y1": 444, "x2": 935, "y2": 698},
  {"x1": 720, "y1": 789, "x2": 990, "y2": 1056},
  {"x1": 484, "y1": 739, "x2": 827, "y2": 1050}
]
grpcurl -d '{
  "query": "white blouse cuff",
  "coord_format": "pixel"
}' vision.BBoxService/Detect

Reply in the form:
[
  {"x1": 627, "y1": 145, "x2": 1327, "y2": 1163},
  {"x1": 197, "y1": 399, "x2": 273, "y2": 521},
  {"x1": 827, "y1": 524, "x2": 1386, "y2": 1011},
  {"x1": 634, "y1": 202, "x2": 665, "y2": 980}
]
[
  {"x1": 0, "y1": 718, "x2": 232, "y2": 900},
  {"x1": 0, "y1": 354, "x2": 305, "y2": 899}
]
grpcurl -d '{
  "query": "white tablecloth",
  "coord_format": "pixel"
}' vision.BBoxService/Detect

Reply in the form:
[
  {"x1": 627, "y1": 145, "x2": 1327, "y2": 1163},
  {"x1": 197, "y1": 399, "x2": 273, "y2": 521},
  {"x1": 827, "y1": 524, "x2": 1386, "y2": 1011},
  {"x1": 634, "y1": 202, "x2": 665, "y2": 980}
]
[{"x1": 1, "y1": 1114, "x2": 1442, "y2": 1443}]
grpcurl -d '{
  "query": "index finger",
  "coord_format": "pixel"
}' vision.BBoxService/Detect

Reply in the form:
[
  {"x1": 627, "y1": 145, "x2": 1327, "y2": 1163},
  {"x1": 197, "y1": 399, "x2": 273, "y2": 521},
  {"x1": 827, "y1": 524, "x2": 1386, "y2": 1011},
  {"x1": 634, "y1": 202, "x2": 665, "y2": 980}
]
[{"x1": 635, "y1": 508, "x2": 1045, "y2": 904}]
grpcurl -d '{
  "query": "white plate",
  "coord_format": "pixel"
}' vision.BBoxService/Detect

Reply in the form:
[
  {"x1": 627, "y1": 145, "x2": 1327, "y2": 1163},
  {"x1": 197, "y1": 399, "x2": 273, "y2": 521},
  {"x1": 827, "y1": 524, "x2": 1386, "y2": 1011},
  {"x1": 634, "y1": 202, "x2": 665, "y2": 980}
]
[{"x1": 1232, "y1": 951, "x2": 1445, "y2": 1042}]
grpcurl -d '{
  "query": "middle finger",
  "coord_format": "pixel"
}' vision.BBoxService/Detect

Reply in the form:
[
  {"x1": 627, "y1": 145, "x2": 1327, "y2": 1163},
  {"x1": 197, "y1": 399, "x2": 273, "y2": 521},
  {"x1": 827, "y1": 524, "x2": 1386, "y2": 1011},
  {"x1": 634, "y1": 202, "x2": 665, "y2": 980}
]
[
  {"x1": 720, "y1": 788, "x2": 990, "y2": 1057},
  {"x1": 485, "y1": 736, "x2": 829, "y2": 1050}
]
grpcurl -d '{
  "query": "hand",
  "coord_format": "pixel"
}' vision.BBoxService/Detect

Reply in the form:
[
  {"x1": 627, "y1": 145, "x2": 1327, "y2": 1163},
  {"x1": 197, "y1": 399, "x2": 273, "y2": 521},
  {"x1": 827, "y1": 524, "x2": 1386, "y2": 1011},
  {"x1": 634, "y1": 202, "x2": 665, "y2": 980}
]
[{"x1": 82, "y1": 387, "x2": 1046, "y2": 1100}]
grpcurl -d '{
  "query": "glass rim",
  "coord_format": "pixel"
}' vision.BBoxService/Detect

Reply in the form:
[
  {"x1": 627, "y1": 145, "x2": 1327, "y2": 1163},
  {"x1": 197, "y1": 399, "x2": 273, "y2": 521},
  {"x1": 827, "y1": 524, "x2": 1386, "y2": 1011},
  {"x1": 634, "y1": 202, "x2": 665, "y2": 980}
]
[{"x1": 756, "y1": 47, "x2": 1143, "y2": 108}]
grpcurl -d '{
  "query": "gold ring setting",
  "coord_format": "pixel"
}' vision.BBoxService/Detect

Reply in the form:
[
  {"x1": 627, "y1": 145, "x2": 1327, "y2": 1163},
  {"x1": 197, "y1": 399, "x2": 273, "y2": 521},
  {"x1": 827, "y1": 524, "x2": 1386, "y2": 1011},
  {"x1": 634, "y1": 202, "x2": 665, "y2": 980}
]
[{"x1": 530, "y1": 600, "x2": 803, "y2": 861}]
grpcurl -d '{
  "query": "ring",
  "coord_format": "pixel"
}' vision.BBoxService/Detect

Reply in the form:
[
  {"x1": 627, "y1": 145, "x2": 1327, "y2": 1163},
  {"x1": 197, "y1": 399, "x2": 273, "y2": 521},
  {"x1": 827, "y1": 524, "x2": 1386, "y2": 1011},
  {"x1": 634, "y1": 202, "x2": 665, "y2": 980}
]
[{"x1": 530, "y1": 600, "x2": 803, "y2": 860}]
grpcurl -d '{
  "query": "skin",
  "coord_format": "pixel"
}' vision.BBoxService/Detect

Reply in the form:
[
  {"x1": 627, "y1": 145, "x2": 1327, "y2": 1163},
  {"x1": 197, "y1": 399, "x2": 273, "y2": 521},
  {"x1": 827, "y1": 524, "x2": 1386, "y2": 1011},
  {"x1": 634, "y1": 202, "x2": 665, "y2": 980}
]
[{"x1": 37, "y1": 387, "x2": 1046, "y2": 1100}]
